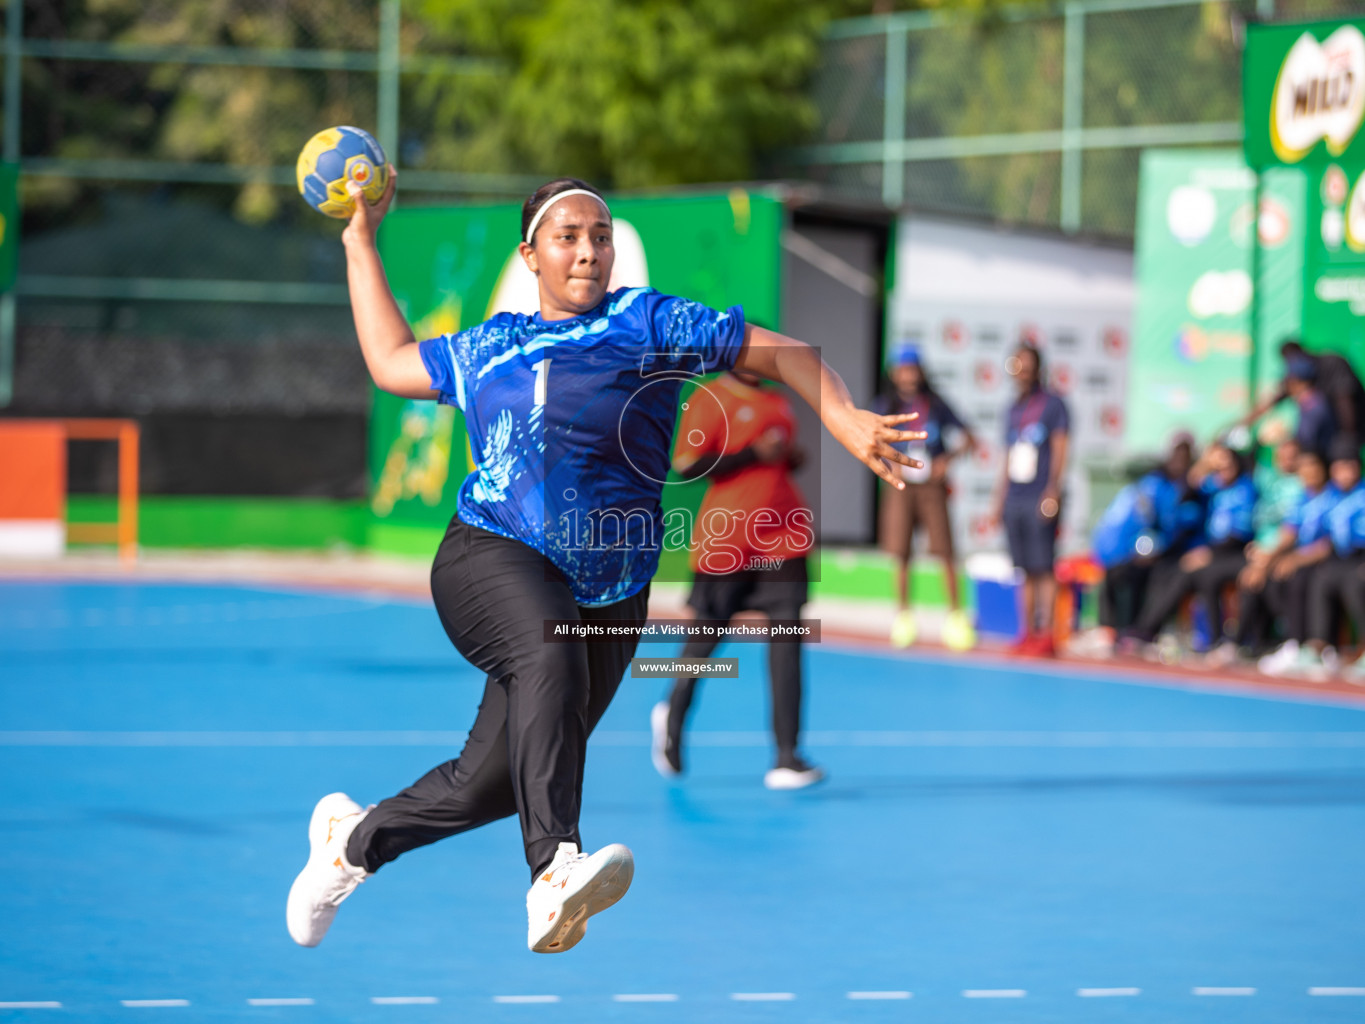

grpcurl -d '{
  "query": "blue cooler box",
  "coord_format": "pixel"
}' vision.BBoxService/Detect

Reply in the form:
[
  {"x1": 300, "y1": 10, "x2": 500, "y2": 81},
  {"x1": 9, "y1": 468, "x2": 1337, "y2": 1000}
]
[{"x1": 966, "y1": 553, "x2": 1021, "y2": 640}]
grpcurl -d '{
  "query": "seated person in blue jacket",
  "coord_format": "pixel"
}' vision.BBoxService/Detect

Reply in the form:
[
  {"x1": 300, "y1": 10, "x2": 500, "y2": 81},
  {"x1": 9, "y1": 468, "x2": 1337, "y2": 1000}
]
[
  {"x1": 1119, "y1": 436, "x2": 1257, "y2": 654},
  {"x1": 1084, "y1": 434, "x2": 1197, "y2": 654},
  {"x1": 1294, "y1": 443, "x2": 1365, "y2": 682},
  {"x1": 1231, "y1": 447, "x2": 1339, "y2": 671}
]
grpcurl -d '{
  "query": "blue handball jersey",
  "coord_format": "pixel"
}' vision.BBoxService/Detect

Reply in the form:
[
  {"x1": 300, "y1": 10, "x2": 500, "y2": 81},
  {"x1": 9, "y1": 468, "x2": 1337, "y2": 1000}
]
[{"x1": 419, "y1": 287, "x2": 745, "y2": 606}]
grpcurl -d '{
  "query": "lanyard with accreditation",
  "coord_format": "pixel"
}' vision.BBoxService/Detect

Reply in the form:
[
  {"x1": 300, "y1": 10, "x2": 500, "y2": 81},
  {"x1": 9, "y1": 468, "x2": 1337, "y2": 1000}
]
[{"x1": 1007, "y1": 392, "x2": 1050, "y2": 486}]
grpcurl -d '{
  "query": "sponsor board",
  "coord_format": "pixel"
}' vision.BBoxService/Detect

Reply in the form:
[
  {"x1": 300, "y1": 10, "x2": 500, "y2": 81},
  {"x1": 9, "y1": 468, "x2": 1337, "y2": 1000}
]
[{"x1": 1247, "y1": 19, "x2": 1365, "y2": 168}]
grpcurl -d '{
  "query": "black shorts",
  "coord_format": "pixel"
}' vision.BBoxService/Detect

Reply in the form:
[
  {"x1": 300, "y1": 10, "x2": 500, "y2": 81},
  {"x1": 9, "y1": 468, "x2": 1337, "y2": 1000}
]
[
  {"x1": 687, "y1": 556, "x2": 810, "y2": 621},
  {"x1": 1004, "y1": 499, "x2": 1058, "y2": 575}
]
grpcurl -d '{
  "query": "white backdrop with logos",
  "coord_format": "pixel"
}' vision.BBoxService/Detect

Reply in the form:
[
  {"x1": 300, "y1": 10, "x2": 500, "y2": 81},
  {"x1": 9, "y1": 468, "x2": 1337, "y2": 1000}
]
[{"x1": 889, "y1": 216, "x2": 1135, "y2": 559}]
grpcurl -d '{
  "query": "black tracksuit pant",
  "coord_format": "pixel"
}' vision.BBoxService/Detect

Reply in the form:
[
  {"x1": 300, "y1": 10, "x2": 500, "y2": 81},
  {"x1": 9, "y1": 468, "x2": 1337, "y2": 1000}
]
[
  {"x1": 1133, "y1": 543, "x2": 1246, "y2": 643},
  {"x1": 1100, "y1": 561, "x2": 1150, "y2": 632},
  {"x1": 1100, "y1": 553, "x2": 1183, "y2": 632},
  {"x1": 1307, "y1": 552, "x2": 1365, "y2": 644},
  {"x1": 667, "y1": 559, "x2": 808, "y2": 766},
  {"x1": 346, "y1": 519, "x2": 648, "y2": 880},
  {"x1": 1236, "y1": 562, "x2": 1316, "y2": 650}
]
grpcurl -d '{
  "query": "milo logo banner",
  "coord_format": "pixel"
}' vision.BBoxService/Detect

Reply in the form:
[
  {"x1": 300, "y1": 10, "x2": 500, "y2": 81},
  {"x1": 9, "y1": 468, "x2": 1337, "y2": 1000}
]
[{"x1": 1246, "y1": 19, "x2": 1365, "y2": 168}]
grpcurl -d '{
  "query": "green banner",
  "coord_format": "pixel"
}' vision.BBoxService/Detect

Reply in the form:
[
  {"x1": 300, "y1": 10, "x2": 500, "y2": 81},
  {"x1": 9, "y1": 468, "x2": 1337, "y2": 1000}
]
[
  {"x1": 1130, "y1": 150, "x2": 1305, "y2": 447},
  {"x1": 368, "y1": 190, "x2": 785, "y2": 553},
  {"x1": 1256, "y1": 165, "x2": 1309, "y2": 403},
  {"x1": 1244, "y1": 18, "x2": 1365, "y2": 169},
  {"x1": 0, "y1": 162, "x2": 18, "y2": 292},
  {"x1": 1301, "y1": 159, "x2": 1365, "y2": 359}
]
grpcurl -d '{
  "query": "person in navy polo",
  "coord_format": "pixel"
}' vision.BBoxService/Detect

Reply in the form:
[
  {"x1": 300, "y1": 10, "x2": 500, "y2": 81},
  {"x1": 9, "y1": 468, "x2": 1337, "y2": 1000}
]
[{"x1": 991, "y1": 342, "x2": 1070, "y2": 657}]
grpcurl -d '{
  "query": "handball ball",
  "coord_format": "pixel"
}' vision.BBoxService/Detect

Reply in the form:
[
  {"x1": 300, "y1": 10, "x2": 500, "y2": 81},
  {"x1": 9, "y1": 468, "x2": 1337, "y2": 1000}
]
[{"x1": 296, "y1": 126, "x2": 388, "y2": 219}]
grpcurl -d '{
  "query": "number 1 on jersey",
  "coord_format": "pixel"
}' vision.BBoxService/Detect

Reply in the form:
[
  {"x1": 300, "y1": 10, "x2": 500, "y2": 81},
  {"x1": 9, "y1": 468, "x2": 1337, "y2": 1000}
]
[{"x1": 533, "y1": 358, "x2": 551, "y2": 407}]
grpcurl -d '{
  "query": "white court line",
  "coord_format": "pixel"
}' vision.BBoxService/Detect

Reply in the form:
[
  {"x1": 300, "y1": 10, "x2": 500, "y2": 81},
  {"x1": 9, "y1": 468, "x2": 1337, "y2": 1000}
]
[
  {"x1": 5, "y1": 729, "x2": 1365, "y2": 748},
  {"x1": 0, "y1": 730, "x2": 472, "y2": 748},
  {"x1": 730, "y1": 993, "x2": 795, "y2": 1001},
  {"x1": 612, "y1": 994, "x2": 679, "y2": 1002},
  {"x1": 1310, "y1": 987, "x2": 1365, "y2": 996},
  {"x1": 847, "y1": 991, "x2": 912, "y2": 1000},
  {"x1": 0, "y1": 1003, "x2": 62, "y2": 1009},
  {"x1": 247, "y1": 998, "x2": 315, "y2": 1006},
  {"x1": 1194, "y1": 987, "x2": 1256, "y2": 996},
  {"x1": 493, "y1": 995, "x2": 560, "y2": 1004},
  {"x1": 120, "y1": 1000, "x2": 190, "y2": 1008},
  {"x1": 1078, "y1": 988, "x2": 1140, "y2": 997},
  {"x1": 370, "y1": 996, "x2": 439, "y2": 1005},
  {"x1": 963, "y1": 989, "x2": 1026, "y2": 998}
]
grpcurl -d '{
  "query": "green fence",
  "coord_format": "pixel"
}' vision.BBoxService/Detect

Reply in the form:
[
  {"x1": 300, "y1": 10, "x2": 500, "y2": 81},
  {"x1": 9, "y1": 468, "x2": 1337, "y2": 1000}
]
[
  {"x1": 0, "y1": 0, "x2": 545, "y2": 410},
  {"x1": 791, "y1": 0, "x2": 1365, "y2": 238}
]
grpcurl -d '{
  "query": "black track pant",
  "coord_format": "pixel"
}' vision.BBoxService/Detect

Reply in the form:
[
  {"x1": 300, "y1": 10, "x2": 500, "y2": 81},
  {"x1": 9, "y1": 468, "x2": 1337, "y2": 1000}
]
[
  {"x1": 1308, "y1": 553, "x2": 1365, "y2": 644},
  {"x1": 667, "y1": 562, "x2": 808, "y2": 766},
  {"x1": 1099, "y1": 555, "x2": 1182, "y2": 631},
  {"x1": 347, "y1": 519, "x2": 648, "y2": 880},
  {"x1": 1133, "y1": 545, "x2": 1246, "y2": 643},
  {"x1": 1236, "y1": 562, "x2": 1316, "y2": 650}
]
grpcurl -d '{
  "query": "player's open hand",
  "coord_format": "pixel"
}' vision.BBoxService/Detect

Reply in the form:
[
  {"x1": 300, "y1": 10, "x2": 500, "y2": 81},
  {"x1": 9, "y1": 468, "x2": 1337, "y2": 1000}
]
[
  {"x1": 828, "y1": 408, "x2": 927, "y2": 490},
  {"x1": 342, "y1": 164, "x2": 397, "y2": 249}
]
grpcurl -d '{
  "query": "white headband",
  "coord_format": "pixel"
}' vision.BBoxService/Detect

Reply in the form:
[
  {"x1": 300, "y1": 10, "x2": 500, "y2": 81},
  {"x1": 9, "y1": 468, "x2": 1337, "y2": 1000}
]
[{"x1": 524, "y1": 188, "x2": 611, "y2": 244}]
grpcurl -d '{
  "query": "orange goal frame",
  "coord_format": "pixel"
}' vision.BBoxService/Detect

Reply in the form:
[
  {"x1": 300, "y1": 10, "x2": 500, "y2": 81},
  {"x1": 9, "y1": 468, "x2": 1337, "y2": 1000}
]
[
  {"x1": 0, "y1": 418, "x2": 141, "y2": 563},
  {"x1": 61, "y1": 419, "x2": 140, "y2": 563}
]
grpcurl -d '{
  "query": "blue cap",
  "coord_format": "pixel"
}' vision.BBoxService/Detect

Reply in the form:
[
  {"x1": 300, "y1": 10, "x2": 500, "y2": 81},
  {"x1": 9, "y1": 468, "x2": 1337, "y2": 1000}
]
[
  {"x1": 890, "y1": 343, "x2": 921, "y2": 368},
  {"x1": 1286, "y1": 355, "x2": 1317, "y2": 382}
]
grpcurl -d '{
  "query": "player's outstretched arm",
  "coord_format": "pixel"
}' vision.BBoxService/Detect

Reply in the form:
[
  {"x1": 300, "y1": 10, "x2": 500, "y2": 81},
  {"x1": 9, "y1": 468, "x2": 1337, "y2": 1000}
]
[
  {"x1": 341, "y1": 168, "x2": 437, "y2": 400},
  {"x1": 734, "y1": 324, "x2": 925, "y2": 490}
]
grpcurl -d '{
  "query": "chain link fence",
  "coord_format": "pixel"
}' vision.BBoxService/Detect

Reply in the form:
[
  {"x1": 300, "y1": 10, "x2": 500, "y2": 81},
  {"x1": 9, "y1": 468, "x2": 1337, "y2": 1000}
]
[
  {"x1": 0, "y1": 0, "x2": 544, "y2": 495},
  {"x1": 792, "y1": 0, "x2": 1365, "y2": 239}
]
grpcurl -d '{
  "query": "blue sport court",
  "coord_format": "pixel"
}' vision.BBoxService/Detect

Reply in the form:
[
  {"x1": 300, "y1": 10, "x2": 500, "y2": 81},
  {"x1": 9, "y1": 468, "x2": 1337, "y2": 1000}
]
[{"x1": 2, "y1": 578, "x2": 1364, "y2": 1022}]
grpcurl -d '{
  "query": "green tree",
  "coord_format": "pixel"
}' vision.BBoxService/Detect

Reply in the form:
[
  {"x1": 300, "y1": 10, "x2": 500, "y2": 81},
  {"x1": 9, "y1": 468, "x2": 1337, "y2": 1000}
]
[{"x1": 409, "y1": 0, "x2": 848, "y2": 188}]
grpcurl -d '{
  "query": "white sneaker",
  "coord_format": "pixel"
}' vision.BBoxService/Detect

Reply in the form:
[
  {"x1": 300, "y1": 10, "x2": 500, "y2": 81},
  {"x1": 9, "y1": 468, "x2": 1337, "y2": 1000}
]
[
  {"x1": 1290, "y1": 647, "x2": 1329, "y2": 682},
  {"x1": 1342, "y1": 657, "x2": 1365, "y2": 686},
  {"x1": 763, "y1": 755, "x2": 825, "y2": 791},
  {"x1": 286, "y1": 792, "x2": 370, "y2": 947},
  {"x1": 1258, "y1": 640, "x2": 1300, "y2": 676},
  {"x1": 1322, "y1": 645, "x2": 1342, "y2": 676},
  {"x1": 526, "y1": 841, "x2": 634, "y2": 954},
  {"x1": 1303, "y1": 645, "x2": 1341, "y2": 682},
  {"x1": 1065, "y1": 627, "x2": 1114, "y2": 659},
  {"x1": 1204, "y1": 640, "x2": 1241, "y2": 668},
  {"x1": 650, "y1": 701, "x2": 680, "y2": 778}
]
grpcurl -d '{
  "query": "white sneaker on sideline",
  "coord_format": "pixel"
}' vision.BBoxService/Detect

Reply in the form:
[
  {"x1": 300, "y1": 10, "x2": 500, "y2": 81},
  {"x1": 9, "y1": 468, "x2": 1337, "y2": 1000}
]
[
  {"x1": 1066, "y1": 627, "x2": 1114, "y2": 659},
  {"x1": 1258, "y1": 640, "x2": 1300, "y2": 676},
  {"x1": 1322, "y1": 645, "x2": 1342, "y2": 676},
  {"x1": 1291, "y1": 647, "x2": 1328, "y2": 681},
  {"x1": 1204, "y1": 640, "x2": 1240, "y2": 668},
  {"x1": 1306, "y1": 645, "x2": 1341, "y2": 682},
  {"x1": 526, "y1": 842, "x2": 634, "y2": 954},
  {"x1": 1342, "y1": 657, "x2": 1365, "y2": 686},
  {"x1": 286, "y1": 792, "x2": 371, "y2": 947},
  {"x1": 764, "y1": 755, "x2": 825, "y2": 791},
  {"x1": 650, "y1": 701, "x2": 681, "y2": 778}
]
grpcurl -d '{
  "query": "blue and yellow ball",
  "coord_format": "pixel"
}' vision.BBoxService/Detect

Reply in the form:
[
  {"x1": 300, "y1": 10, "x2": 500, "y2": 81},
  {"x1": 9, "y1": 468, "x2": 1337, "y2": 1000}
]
[{"x1": 296, "y1": 126, "x2": 388, "y2": 219}]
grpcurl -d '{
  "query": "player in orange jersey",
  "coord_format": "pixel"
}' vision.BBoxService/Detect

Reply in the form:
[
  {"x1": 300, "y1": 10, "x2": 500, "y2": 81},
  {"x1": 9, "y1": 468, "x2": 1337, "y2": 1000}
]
[{"x1": 650, "y1": 369, "x2": 823, "y2": 789}]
